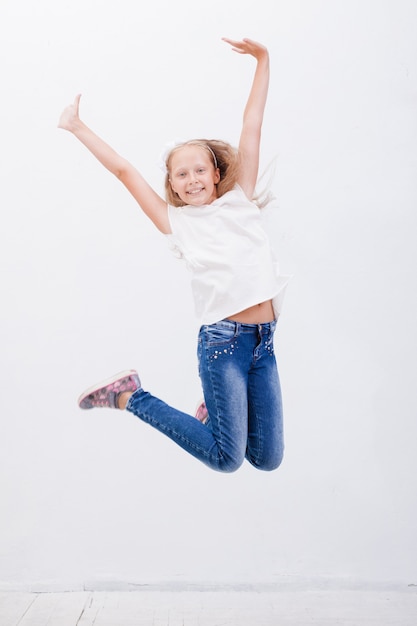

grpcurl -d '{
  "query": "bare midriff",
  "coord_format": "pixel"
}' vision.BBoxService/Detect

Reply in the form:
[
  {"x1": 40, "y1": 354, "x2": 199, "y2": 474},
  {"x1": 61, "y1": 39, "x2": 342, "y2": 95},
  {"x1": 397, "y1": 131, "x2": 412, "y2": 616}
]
[{"x1": 226, "y1": 299, "x2": 275, "y2": 324}]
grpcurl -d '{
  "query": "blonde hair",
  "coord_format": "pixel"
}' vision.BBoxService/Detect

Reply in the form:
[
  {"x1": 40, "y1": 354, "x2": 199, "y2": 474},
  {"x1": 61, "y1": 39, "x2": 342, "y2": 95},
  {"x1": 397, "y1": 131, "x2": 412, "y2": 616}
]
[{"x1": 164, "y1": 139, "x2": 240, "y2": 207}]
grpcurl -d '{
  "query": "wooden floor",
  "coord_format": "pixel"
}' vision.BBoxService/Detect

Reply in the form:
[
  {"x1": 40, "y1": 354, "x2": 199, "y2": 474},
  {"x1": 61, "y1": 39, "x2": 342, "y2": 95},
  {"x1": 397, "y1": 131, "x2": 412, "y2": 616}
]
[{"x1": 0, "y1": 588, "x2": 416, "y2": 625}]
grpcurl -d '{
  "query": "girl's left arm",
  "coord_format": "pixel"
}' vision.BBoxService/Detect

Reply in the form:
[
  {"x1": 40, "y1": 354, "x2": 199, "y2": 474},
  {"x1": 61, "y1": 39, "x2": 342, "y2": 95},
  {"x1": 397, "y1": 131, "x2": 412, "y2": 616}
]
[{"x1": 222, "y1": 38, "x2": 270, "y2": 199}]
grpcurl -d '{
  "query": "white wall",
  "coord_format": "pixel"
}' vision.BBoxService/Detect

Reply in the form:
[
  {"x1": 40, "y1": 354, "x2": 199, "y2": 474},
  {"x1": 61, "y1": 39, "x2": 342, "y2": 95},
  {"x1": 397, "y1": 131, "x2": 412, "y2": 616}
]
[{"x1": 1, "y1": 0, "x2": 416, "y2": 590}]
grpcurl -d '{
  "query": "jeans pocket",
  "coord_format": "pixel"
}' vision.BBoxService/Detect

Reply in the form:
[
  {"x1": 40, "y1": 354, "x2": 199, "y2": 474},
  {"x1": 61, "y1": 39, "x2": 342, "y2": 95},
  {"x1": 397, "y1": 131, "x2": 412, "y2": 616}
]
[{"x1": 202, "y1": 322, "x2": 237, "y2": 348}]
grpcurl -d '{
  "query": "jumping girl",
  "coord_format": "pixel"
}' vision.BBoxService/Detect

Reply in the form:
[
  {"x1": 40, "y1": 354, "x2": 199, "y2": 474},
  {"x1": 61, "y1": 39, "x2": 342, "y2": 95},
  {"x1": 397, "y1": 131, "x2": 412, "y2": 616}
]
[{"x1": 58, "y1": 37, "x2": 288, "y2": 473}]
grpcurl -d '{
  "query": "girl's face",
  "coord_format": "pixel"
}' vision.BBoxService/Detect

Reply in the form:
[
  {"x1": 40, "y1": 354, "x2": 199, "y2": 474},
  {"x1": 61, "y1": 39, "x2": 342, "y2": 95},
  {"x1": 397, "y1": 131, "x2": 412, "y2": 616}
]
[{"x1": 169, "y1": 145, "x2": 220, "y2": 206}]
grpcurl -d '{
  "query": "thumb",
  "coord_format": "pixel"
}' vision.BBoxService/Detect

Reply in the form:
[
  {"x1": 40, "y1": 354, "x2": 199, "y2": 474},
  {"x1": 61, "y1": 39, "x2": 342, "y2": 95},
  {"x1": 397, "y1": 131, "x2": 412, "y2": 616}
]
[{"x1": 74, "y1": 93, "x2": 82, "y2": 114}]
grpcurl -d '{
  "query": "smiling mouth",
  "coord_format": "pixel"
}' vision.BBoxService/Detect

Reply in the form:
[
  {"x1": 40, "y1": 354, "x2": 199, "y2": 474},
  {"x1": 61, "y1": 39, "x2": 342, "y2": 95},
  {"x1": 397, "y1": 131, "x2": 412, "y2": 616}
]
[{"x1": 187, "y1": 187, "x2": 204, "y2": 195}]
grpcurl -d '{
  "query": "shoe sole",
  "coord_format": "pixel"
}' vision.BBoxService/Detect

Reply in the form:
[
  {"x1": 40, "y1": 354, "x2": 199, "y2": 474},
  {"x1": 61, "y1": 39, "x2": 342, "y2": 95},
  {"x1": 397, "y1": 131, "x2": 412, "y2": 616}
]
[{"x1": 78, "y1": 369, "x2": 139, "y2": 408}]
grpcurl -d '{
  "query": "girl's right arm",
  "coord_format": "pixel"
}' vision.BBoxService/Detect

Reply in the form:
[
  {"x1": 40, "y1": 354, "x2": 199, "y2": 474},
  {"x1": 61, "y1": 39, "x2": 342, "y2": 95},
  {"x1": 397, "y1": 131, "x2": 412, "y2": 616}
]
[{"x1": 58, "y1": 94, "x2": 171, "y2": 234}]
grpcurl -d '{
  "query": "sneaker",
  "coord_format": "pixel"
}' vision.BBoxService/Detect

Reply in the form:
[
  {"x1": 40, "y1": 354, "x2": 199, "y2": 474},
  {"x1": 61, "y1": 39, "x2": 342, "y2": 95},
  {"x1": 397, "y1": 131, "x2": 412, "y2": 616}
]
[
  {"x1": 78, "y1": 369, "x2": 141, "y2": 409},
  {"x1": 195, "y1": 399, "x2": 209, "y2": 424}
]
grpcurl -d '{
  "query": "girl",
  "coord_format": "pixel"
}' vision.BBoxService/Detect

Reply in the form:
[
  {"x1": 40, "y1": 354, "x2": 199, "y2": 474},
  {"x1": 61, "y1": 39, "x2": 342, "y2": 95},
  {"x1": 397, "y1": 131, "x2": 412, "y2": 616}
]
[{"x1": 59, "y1": 37, "x2": 288, "y2": 473}]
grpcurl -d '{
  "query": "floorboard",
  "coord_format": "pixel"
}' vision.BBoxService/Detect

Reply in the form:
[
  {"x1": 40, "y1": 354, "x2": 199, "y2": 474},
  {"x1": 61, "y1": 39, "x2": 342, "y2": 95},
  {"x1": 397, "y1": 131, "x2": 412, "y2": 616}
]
[{"x1": 0, "y1": 589, "x2": 415, "y2": 626}]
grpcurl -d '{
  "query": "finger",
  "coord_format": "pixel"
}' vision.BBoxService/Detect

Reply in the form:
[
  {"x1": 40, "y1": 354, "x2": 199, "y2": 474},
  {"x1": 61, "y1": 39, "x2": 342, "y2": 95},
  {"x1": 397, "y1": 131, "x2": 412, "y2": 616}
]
[
  {"x1": 222, "y1": 37, "x2": 248, "y2": 54},
  {"x1": 222, "y1": 37, "x2": 243, "y2": 48},
  {"x1": 74, "y1": 93, "x2": 82, "y2": 113}
]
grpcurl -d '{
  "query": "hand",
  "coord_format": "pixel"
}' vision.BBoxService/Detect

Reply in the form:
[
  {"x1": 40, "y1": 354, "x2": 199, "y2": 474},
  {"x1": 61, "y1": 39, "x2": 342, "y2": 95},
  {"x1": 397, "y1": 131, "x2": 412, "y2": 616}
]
[
  {"x1": 58, "y1": 93, "x2": 82, "y2": 132},
  {"x1": 222, "y1": 37, "x2": 268, "y2": 61}
]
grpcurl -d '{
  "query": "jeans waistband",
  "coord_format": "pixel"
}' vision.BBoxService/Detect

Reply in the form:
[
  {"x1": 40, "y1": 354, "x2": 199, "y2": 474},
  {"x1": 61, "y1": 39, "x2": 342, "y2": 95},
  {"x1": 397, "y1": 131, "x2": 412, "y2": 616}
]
[{"x1": 202, "y1": 318, "x2": 277, "y2": 334}]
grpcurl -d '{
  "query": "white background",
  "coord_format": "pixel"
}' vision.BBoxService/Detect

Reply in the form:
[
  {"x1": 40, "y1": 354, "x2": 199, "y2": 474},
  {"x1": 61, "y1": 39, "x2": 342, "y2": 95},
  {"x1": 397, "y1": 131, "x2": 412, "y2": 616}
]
[{"x1": 0, "y1": 0, "x2": 416, "y2": 590}]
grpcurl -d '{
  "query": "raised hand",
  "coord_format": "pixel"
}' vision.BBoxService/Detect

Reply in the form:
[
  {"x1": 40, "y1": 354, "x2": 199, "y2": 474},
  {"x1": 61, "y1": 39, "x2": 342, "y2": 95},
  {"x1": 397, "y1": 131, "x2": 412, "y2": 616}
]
[
  {"x1": 222, "y1": 37, "x2": 268, "y2": 61},
  {"x1": 58, "y1": 93, "x2": 82, "y2": 132}
]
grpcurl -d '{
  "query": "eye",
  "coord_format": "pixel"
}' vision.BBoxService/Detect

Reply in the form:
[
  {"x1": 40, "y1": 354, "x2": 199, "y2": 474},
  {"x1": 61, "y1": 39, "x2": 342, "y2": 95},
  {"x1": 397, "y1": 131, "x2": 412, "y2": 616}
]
[{"x1": 197, "y1": 168, "x2": 205, "y2": 174}]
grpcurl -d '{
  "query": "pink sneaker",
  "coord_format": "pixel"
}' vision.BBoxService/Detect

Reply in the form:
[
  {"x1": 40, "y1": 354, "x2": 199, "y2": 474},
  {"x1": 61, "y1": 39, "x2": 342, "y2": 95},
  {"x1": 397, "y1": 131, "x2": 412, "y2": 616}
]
[
  {"x1": 78, "y1": 370, "x2": 141, "y2": 409},
  {"x1": 195, "y1": 399, "x2": 209, "y2": 424}
]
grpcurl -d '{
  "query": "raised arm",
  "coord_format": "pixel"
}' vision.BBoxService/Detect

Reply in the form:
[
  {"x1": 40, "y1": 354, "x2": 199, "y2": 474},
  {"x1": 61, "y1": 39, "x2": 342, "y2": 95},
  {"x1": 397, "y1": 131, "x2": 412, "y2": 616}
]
[
  {"x1": 222, "y1": 38, "x2": 270, "y2": 199},
  {"x1": 58, "y1": 95, "x2": 171, "y2": 234}
]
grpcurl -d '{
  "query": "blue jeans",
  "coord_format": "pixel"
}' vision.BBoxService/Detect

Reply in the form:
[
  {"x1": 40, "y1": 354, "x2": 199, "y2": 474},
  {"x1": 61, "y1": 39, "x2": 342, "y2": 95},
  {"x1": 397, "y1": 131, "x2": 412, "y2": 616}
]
[{"x1": 126, "y1": 320, "x2": 284, "y2": 473}]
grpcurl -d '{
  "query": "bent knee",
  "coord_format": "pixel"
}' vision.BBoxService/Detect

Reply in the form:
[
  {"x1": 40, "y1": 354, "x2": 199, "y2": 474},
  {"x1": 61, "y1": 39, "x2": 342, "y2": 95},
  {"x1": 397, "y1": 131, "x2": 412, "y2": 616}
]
[
  {"x1": 249, "y1": 447, "x2": 285, "y2": 472},
  {"x1": 217, "y1": 454, "x2": 245, "y2": 474}
]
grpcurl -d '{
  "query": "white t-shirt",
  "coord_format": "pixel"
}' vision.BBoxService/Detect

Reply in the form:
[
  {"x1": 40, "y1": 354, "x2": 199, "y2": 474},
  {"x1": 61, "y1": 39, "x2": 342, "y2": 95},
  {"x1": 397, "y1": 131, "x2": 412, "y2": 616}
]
[{"x1": 167, "y1": 185, "x2": 289, "y2": 325}]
